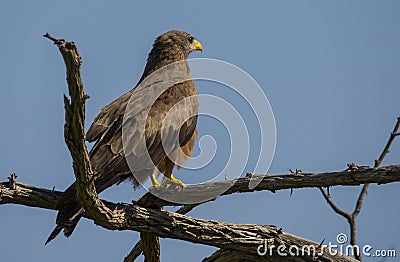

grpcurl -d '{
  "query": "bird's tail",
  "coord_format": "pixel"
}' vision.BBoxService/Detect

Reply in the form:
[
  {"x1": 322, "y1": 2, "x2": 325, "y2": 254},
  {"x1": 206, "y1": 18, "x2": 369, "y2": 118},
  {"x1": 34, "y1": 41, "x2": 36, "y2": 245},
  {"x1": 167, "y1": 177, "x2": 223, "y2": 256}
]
[
  {"x1": 45, "y1": 184, "x2": 84, "y2": 245},
  {"x1": 45, "y1": 170, "x2": 132, "y2": 244}
]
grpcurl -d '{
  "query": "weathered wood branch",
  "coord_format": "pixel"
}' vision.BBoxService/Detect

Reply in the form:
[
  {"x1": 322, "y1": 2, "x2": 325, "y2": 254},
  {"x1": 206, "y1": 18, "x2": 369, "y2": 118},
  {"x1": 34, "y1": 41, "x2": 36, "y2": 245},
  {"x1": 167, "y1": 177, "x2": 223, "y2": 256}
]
[
  {"x1": 140, "y1": 232, "x2": 160, "y2": 262},
  {"x1": 1, "y1": 177, "x2": 358, "y2": 262},
  {"x1": 374, "y1": 116, "x2": 400, "y2": 168},
  {"x1": 127, "y1": 162, "x2": 400, "y2": 259},
  {"x1": 135, "y1": 164, "x2": 400, "y2": 208},
  {"x1": 0, "y1": 180, "x2": 60, "y2": 210},
  {"x1": 2, "y1": 164, "x2": 399, "y2": 212},
  {"x1": 318, "y1": 116, "x2": 400, "y2": 261},
  {"x1": 0, "y1": 177, "x2": 363, "y2": 262},
  {"x1": 124, "y1": 204, "x2": 200, "y2": 261},
  {"x1": 44, "y1": 32, "x2": 109, "y2": 224}
]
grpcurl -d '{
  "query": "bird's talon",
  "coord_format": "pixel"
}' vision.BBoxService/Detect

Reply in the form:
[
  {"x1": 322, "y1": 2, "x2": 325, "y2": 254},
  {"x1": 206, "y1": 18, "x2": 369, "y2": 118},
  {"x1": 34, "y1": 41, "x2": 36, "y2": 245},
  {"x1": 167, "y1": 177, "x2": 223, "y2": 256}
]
[
  {"x1": 149, "y1": 184, "x2": 160, "y2": 191},
  {"x1": 149, "y1": 174, "x2": 161, "y2": 190},
  {"x1": 170, "y1": 175, "x2": 186, "y2": 187}
]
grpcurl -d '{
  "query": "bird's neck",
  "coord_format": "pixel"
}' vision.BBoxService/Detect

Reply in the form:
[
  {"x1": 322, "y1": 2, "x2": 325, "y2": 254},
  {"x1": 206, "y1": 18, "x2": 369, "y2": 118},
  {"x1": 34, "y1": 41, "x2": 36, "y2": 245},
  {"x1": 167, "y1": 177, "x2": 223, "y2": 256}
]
[{"x1": 137, "y1": 47, "x2": 188, "y2": 85}]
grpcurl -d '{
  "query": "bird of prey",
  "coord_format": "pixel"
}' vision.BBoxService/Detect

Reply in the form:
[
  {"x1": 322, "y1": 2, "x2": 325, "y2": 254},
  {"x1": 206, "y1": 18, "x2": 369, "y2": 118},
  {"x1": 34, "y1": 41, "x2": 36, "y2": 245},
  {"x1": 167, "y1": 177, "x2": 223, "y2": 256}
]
[{"x1": 46, "y1": 30, "x2": 203, "y2": 244}]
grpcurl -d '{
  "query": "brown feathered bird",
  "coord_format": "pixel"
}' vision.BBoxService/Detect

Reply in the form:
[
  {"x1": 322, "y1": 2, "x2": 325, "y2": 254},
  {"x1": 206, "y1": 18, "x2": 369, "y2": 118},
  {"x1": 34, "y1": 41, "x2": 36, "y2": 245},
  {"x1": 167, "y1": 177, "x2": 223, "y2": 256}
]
[{"x1": 46, "y1": 30, "x2": 202, "y2": 244}]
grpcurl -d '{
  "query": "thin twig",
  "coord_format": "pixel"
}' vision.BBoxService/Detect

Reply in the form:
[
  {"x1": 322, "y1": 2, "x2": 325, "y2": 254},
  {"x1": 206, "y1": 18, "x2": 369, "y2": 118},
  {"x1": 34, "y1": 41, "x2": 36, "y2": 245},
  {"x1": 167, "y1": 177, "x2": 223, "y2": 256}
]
[
  {"x1": 352, "y1": 184, "x2": 369, "y2": 220},
  {"x1": 319, "y1": 116, "x2": 400, "y2": 261},
  {"x1": 353, "y1": 116, "x2": 400, "y2": 260},
  {"x1": 374, "y1": 116, "x2": 400, "y2": 168},
  {"x1": 318, "y1": 187, "x2": 352, "y2": 221}
]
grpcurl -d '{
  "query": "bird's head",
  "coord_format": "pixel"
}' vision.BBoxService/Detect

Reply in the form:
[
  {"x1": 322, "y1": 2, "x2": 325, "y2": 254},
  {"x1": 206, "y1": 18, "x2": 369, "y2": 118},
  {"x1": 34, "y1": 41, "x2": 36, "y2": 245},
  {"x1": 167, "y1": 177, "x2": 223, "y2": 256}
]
[
  {"x1": 140, "y1": 30, "x2": 203, "y2": 82},
  {"x1": 154, "y1": 30, "x2": 203, "y2": 57}
]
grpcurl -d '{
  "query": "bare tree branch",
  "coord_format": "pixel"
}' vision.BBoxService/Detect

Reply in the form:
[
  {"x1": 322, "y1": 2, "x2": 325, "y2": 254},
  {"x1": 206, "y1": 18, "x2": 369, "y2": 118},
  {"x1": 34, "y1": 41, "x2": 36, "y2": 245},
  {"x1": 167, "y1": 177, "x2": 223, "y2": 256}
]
[
  {"x1": 374, "y1": 117, "x2": 400, "y2": 168},
  {"x1": 44, "y1": 33, "x2": 161, "y2": 261},
  {"x1": 123, "y1": 241, "x2": 143, "y2": 262},
  {"x1": 140, "y1": 232, "x2": 160, "y2": 262},
  {"x1": 319, "y1": 116, "x2": 400, "y2": 261},
  {"x1": 2, "y1": 164, "x2": 399, "y2": 211},
  {"x1": 124, "y1": 204, "x2": 200, "y2": 261},
  {"x1": 0, "y1": 180, "x2": 60, "y2": 210},
  {"x1": 2, "y1": 165, "x2": 398, "y2": 261},
  {"x1": 351, "y1": 117, "x2": 400, "y2": 261},
  {"x1": 318, "y1": 187, "x2": 352, "y2": 222},
  {"x1": 134, "y1": 164, "x2": 400, "y2": 209},
  {"x1": 44, "y1": 32, "x2": 108, "y2": 222},
  {"x1": 0, "y1": 178, "x2": 360, "y2": 262},
  {"x1": 352, "y1": 184, "x2": 368, "y2": 219}
]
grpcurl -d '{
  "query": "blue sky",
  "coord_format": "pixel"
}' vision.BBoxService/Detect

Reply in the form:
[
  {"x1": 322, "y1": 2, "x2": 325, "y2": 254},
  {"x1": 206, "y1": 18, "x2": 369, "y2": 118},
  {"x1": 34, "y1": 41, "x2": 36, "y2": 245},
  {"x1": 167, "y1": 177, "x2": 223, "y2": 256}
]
[{"x1": 1, "y1": 1, "x2": 399, "y2": 261}]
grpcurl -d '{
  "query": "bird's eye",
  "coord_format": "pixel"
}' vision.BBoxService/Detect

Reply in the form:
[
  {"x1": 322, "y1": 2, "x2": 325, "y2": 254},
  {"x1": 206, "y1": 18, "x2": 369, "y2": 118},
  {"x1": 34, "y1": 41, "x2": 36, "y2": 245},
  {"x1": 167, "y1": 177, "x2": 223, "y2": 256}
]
[{"x1": 188, "y1": 36, "x2": 194, "y2": 43}]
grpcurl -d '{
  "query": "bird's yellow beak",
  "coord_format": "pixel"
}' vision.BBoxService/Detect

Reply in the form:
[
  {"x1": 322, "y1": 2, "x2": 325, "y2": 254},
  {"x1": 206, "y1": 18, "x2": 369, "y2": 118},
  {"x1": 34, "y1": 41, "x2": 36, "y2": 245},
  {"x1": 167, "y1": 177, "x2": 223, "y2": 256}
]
[{"x1": 192, "y1": 39, "x2": 203, "y2": 52}]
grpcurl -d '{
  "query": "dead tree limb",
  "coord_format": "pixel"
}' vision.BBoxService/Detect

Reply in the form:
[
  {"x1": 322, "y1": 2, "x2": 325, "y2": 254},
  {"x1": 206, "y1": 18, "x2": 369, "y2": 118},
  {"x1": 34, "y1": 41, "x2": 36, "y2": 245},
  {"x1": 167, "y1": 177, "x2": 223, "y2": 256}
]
[
  {"x1": 135, "y1": 163, "x2": 400, "y2": 209},
  {"x1": 44, "y1": 32, "x2": 163, "y2": 261},
  {"x1": 2, "y1": 165, "x2": 399, "y2": 211},
  {"x1": 124, "y1": 204, "x2": 199, "y2": 262},
  {"x1": 1, "y1": 177, "x2": 362, "y2": 262},
  {"x1": 319, "y1": 116, "x2": 400, "y2": 261},
  {"x1": 140, "y1": 232, "x2": 160, "y2": 262}
]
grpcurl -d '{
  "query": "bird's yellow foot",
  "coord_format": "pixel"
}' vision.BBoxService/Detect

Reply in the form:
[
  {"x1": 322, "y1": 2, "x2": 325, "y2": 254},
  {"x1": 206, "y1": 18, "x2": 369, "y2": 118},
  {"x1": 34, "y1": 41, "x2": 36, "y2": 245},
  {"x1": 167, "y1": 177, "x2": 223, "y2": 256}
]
[
  {"x1": 149, "y1": 174, "x2": 161, "y2": 190},
  {"x1": 169, "y1": 175, "x2": 186, "y2": 187}
]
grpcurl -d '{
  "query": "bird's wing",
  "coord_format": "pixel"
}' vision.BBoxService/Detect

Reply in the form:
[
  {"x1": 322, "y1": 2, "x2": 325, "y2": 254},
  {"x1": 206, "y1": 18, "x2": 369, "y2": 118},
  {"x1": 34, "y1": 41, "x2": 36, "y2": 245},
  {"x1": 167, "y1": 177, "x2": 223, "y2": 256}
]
[
  {"x1": 86, "y1": 90, "x2": 134, "y2": 143},
  {"x1": 88, "y1": 74, "x2": 198, "y2": 183}
]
